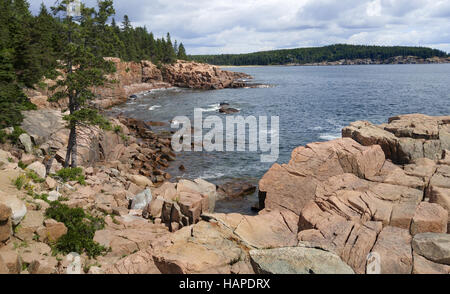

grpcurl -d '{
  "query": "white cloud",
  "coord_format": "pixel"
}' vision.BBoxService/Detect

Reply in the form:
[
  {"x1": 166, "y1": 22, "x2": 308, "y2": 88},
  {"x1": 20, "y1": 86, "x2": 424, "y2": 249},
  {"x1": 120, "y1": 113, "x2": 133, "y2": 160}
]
[{"x1": 30, "y1": 0, "x2": 450, "y2": 54}]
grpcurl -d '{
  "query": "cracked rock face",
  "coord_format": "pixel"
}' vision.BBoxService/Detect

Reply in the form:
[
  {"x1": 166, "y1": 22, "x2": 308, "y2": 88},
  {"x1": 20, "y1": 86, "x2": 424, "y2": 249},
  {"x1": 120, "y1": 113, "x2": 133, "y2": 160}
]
[
  {"x1": 342, "y1": 114, "x2": 450, "y2": 164},
  {"x1": 258, "y1": 136, "x2": 449, "y2": 274}
]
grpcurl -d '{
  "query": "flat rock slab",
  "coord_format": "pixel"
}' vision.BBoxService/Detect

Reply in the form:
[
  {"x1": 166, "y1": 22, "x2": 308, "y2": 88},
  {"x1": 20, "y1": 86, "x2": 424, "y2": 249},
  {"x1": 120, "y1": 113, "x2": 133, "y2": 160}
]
[
  {"x1": 250, "y1": 246, "x2": 354, "y2": 274},
  {"x1": 371, "y1": 226, "x2": 413, "y2": 274},
  {"x1": 152, "y1": 221, "x2": 252, "y2": 274},
  {"x1": 412, "y1": 233, "x2": 450, "y2": 265}
]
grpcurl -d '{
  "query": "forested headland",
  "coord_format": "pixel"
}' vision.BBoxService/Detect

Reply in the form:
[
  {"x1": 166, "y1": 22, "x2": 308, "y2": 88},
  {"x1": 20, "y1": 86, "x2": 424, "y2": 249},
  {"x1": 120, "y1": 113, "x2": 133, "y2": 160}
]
[
  {"x1": 0, "y1": 0, "x2": 188, "y2": 130},
  {"x1": 191, "y1": 44, "x2": 449, "y2": 66}
]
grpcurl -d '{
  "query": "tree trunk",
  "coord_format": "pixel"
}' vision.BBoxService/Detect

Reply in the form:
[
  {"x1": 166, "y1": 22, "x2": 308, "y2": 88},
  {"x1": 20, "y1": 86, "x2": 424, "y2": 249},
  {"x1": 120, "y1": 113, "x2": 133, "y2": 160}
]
[
  {"x1": 71, "y1": 125, "x2": 78, "y2": 168},
  {"x1": 64, "y1": 126, "x2": 74, "y2": 168}
]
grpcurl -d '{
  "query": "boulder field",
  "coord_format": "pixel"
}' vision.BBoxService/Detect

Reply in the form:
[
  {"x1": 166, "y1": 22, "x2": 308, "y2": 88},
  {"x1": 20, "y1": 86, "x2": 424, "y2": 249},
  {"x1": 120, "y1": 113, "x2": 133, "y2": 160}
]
[
  {"x1": 2, "y1": 66, "x2": 449, "y2": 276},
  {"x1": 1, "y1": 114, "x2": 449, "y2": 274}
]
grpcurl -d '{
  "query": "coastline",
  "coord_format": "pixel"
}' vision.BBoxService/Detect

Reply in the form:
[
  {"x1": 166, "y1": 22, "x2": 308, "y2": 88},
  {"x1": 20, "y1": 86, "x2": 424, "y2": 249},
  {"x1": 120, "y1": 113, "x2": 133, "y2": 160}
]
[
  {"x1": 1, "y1": 59, "x2": 449, "y2": 275},
  {"x1": 216, "y1": 56, "x2": 450, "y2": 68}
]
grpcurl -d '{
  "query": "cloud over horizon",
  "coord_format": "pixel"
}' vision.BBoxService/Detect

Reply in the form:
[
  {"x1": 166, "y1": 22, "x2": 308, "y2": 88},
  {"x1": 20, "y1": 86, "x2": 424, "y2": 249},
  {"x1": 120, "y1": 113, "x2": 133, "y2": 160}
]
[{"x1": 30, "y1": 0, "x2": 450, "y2": 55}]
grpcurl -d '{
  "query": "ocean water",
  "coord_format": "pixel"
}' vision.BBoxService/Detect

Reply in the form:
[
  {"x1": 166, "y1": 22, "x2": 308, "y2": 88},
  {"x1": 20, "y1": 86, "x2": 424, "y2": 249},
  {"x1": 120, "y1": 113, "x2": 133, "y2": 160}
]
[{"x1": 109, "y1": 64, "x2": 450, "y2": 214}]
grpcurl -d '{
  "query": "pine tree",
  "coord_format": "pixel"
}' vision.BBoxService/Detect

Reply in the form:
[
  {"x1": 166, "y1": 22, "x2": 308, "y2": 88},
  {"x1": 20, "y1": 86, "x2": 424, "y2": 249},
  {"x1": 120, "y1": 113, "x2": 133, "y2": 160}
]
[
  {"x1": 163, "y1": 33, "x2": 177, "y2": 63},
  {"x1": 177, "y1": 42, "x2": 188, "y2": 60},
  {"x1": 32, "y1": 3, "x2": 59, "y2": 78},
  {"x1": 49, "y1": 0, "x2": 116, "y2": 168}
]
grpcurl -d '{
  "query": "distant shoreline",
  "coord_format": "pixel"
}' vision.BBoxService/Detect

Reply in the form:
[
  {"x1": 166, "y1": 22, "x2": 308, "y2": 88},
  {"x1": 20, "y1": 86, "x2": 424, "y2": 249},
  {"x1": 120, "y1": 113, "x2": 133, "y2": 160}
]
[{"x1": 218, "y1": 57, "x2": 450, "y2": 68}]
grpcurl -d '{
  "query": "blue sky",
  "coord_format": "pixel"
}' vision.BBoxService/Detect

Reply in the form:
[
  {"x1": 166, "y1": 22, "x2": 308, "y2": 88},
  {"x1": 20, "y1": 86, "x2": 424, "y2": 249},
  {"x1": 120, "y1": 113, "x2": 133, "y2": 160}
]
[{"x1": 30, "y1": 0, "x2": 450, "y2": 55}]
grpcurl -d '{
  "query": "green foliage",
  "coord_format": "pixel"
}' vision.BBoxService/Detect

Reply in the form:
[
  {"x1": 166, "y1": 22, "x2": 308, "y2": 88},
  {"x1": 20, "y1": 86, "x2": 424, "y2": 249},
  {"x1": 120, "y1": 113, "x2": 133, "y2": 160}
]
[
  {"x1": 0, "y1": 0, "x2": 186, "y2": 131},
  {"x1": 113, "y1": 125, "x2": 122, "y2": 134},
  {"x1": 26, "y1": 170, "x2": 45, "y2": 183},
  {"x1": 0, "y1": 126, "x2": 29, "y2": 145},
  {"x1": 18, "y1": 161, "x2": 27, "y2": 170},
  {"x1": 191, "y1": 44, "x2": 449, "y2": 66},
  {"x1": 177, "y1": 43, "x2": 188, "y2": 60},
  {"x1": 13, "y1": 175, "x2": 27, "y2": 190},
  {"x1": 55, "y1": 167, "x2": 85, "y2": 184},
  {"x1": 0, "y1": 130, "x2": 6, "y2": 144},
  {"x1": 45, "y1": 201, "x2": 107, "y2": 258}
]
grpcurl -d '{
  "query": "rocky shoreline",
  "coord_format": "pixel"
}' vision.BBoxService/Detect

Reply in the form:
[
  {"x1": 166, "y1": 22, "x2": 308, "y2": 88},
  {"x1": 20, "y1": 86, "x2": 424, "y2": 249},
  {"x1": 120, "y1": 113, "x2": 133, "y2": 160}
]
[
  {"x1": 287, "y1": 56, "x2": 450, "y2": 66},
  {"x1": 0, "y1": 57, "x2": 449, "y2": 274},
  {"x1": 25, "y1": 58, "x2": 253, "y2": 111},
  {"x1": 1, "y1": 112, "x2": 448, "y2": 274}
]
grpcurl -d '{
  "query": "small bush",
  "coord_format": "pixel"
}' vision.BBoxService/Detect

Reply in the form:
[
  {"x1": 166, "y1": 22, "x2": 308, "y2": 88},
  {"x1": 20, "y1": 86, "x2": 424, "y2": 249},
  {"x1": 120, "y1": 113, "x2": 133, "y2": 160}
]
[
  {"x1": 18, "y1": 161, "x2": 27, "y2": 170},
  {"x1": 56, "y1": 167, "x2": 85, "y2": 185},
  {"x1": 13, "y1": 175, "x2": 27, "y2": 190},
  {"x1": 113, "y1": 125, "x2": 122, "y2": 134},
  {"x1": 34, "y1": 193, "x2": 49, "y2": 203},
  {"x1": 120, "y1": 134, "x2": 129, "y2": 142},
  {"x1": 26, "y1": 170, "x2": 45, "y2": 183},
  {"x1": 0, "y1": 130, "x2": 6, "y2": 144},
  {"x1": 45, "y1": 202, "x2": 108, "y2": 258}
]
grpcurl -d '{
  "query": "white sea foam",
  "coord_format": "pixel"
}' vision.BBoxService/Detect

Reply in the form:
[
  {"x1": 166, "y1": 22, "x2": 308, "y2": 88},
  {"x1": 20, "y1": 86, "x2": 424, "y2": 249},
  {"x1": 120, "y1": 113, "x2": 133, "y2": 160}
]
[
  {"x1": 199, "y1": 103, "x2": 221, "y2": 112},
  {"x1": 149, "y1": 105, "x2": 162, "y2": 111},
  {"x1": 200, "y1": 171, "x2": 226, "y2": 180},
  {"x1": 319, "y1": 133, "x2": 341, "y2": 141}
]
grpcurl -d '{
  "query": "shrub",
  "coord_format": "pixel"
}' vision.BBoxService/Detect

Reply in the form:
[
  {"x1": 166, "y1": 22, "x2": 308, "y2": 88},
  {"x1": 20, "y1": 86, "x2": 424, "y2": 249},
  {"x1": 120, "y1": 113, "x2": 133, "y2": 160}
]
[
  {"x1": 18, "y1": 161, "x2": 27, "y2": 170},
  {"x1": 113, "y1": 125, "x2": 122, "y2": 134},
  {"x1": 0, "y1": 130, "x2": 6, "y2": 144},
  {"x1": 26, "y1": 170, "x2": 45, "y2": 183},
  {"x1": 13, "y1": 175, "x2": 27, "y2": 190},
  {"x1": 56, "y1": 167, "x2": 85, "y2": 185},
  {"x1": 45, "y1": 202, "x2": 108, "y2": 258}
]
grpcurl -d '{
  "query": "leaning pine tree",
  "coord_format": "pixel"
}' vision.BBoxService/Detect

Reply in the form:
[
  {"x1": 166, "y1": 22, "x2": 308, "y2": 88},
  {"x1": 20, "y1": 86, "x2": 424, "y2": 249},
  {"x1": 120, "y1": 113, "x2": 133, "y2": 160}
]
[{"x1": 49, "y1": 0, "x2": 116, "y2": 168}]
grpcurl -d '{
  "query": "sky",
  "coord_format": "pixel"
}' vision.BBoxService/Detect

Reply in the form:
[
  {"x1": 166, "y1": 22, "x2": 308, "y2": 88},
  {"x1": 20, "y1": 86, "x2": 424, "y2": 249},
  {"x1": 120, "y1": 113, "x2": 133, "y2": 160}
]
[{"x1": 30, "y1": 0, "x2": 450, "y2": 55}]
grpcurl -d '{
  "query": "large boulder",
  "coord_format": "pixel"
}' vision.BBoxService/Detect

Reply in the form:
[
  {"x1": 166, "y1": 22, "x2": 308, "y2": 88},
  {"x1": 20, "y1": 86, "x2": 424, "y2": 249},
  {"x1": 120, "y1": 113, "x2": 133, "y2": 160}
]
[
  {"x1": 0, "y1": 204, "x2": 12, "y2": 244},
  {"x1": 37, "y1": 219, "x2": 68, "y2": 244},
  {"x1": 152, "y1": 221, "x2": 253, "y2": 274},
  {"x1": 203, "y1": 211, "x2": 298, "y2": 249},
  {"x1": 343, "y1": 114, "x2": 450, "y2": 164},
  {"x1": 27, "y1": 161, "x2": 46, "y2": 179},
  {"x1": 128, "y1": 175, "x2": 153, "y2": 188},
  {"x1": 249, "y1": 246, "x2": 354, "y2": 274},
  {"x1": 130, "y1": 189, "x2": 152, "y2": 210},
  {"x1": 103, "y1": 247, "x2": 161, "y2": 274},
  {"x1": 94, "y1": 216, "x2": 168, "y2": 258},
  {"x1": 259, "y1": 138, "x2": 385, "y2": 215},
  {"x1": 145, "y1": 179, "x2": 217, "y2": 230},
  {"x1": 412, "y1": 233, "x2": 450, "y2": 265},
  {"x1": 411, "y1": 202, "x2": 448, "y2": 235},
  {"x1": 19, "y1": 133, "x2": 33, "y2": 154},
  {"x1": 370, "y1": 226, "x2": 413, "y2": 274},
  {"x1": 15, "y1": 210, "x2": 44, "y2": 241},
  {"x1": 0, "y1": 195, "x2": 27, "y2": 226}
]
